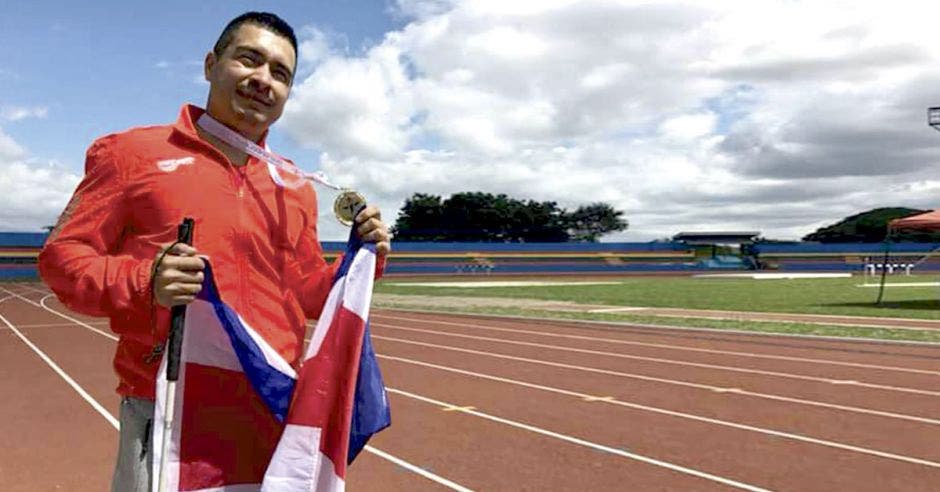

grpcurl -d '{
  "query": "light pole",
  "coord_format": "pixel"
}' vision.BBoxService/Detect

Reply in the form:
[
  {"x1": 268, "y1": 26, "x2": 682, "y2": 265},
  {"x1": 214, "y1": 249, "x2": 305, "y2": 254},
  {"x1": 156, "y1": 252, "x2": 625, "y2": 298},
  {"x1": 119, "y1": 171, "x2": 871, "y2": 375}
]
[
  {"x1": 928, "y1": 106, "x2": 940, "y2": 131},
  {"x1": 879, "y1": 107, "x2": 940, "y2": 303}
]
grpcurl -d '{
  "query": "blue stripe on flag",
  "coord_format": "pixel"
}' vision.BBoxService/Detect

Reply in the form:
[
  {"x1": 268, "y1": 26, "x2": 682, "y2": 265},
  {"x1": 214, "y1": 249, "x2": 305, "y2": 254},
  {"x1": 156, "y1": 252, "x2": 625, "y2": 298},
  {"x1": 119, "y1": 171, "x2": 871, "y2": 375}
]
[
  {"x1": 348, "y1": 321, "x2": 391, "y2": 463},
  {"x1": 198, "y1": 262, "x2": 296, "y2": 422},
  {"x1": 338, "y1": 228, "x2": 392, "y2": 464}
]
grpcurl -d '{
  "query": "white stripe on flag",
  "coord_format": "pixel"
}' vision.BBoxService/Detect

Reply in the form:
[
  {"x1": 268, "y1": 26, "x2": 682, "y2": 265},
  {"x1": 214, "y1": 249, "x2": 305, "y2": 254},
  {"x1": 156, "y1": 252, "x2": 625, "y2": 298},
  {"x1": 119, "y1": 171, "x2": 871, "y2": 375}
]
[
  {"x1": 306, "y1": 276, "x2": 346, "y2": 359},
  {"x1": 340, "y1": 247, "x2": 375, "y2": 320},
  {"x1": 236, "y1": 312, "x2": 297, "y2": 379},
  {"x1": 262, "y1": 425, "x2": 345, "y2": 492},
  {"x1": 181, "y1": 301, "x2": 241, "y2": 371}
]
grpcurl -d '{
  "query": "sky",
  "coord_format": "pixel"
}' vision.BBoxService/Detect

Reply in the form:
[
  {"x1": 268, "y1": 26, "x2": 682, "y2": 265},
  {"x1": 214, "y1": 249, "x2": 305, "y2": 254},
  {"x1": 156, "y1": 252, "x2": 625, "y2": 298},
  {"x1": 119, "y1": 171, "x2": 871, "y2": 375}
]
[{"x1": 4, "y1": 0, "x2": 940, "y2": 242}]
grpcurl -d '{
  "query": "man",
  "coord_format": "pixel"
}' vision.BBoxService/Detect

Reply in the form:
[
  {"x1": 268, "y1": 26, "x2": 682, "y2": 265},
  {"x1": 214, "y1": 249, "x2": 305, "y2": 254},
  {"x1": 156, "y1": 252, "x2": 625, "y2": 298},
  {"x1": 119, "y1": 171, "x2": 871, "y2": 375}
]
[{"x1": 38, "y1": 12, "x2": 390, "y2": 491}]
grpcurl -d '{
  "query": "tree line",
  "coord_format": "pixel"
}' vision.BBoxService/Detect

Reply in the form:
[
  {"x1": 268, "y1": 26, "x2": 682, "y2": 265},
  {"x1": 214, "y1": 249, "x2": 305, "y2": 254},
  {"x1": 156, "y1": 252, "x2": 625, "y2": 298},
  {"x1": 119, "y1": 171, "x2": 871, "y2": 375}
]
[{"x1": 391, "y1": 192, "x2": 628, "y2": 242}]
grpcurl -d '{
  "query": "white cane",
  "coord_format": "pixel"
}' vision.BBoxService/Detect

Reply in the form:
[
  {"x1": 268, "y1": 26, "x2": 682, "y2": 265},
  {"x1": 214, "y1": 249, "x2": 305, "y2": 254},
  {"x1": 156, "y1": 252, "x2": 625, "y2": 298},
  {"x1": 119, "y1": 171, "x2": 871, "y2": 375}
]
[{"x1": 157, "y1": 218, "x2": 194, "y2": 492}]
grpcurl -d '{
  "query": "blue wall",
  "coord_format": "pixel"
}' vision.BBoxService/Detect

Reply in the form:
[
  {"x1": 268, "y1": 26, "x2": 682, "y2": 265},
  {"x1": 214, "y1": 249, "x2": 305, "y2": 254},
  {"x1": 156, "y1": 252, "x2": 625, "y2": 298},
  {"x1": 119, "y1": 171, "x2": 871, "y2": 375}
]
[{"x1": 7, "y1": 232, "x2": 940, "y2": 279}]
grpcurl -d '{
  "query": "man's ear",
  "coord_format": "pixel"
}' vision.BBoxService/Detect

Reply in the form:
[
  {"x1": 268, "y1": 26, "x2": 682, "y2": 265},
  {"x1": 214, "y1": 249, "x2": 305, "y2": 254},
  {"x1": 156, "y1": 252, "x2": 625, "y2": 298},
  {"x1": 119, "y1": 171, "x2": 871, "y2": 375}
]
[{"x1": 204, "y1": 51, "x2": 216, "y2": 81}]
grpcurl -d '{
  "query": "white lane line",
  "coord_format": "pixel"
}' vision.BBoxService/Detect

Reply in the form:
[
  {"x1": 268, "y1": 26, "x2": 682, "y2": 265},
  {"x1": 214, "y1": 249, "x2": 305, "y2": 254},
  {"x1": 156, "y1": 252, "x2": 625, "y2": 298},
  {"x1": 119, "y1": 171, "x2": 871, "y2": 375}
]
[
  {"x1": 39, "y1": 295, "x2": 119, "y2": 340},
  {"x1": 587, "y1": 307, "x2": 649, "y2": 313},
  {"x1": 386, "y1": 387, "x2": 772, "y2": 492},
  {"x1": 0, "y1": 289, "x2": 118, "y2": 342},
  {"x1": 0, "y1": 310, "x2": 120, "y2": 429},
  {"x1": 374, "y1": 335, "x2": 940, "y2": 426},
  {"x1": 373, "y1": 322, "x2": 940, "y2": 397},
  {"x1": 6, "y1": 286, "x2": 51, "y2": 301},
  {"x1": 14, "y1": 294, "x2": 475, "y2": 492},
  {"x1": 362, "y1": 446, "x2": 475, "y2": 492},
  {"x1": 379, "y1": 352, "x2": 940, "y2": 469},
  {"x1": 374, "y1": 314, "x2": 940, "y2": 377},
  {"x1": 0, "y1": 295, "x2": 13, "y2": 328}
]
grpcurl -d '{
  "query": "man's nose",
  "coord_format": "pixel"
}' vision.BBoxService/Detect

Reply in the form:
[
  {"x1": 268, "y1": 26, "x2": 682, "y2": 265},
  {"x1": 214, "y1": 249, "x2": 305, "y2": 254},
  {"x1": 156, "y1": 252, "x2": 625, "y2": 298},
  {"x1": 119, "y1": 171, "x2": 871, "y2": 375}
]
[{"x1": 248, "y1": 65, "x2": 274, "y2": 89}]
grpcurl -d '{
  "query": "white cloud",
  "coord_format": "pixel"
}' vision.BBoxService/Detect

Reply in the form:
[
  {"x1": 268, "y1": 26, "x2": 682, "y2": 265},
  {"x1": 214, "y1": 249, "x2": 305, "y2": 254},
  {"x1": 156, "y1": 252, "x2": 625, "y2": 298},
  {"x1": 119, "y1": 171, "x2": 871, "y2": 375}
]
[
  {"x1": 1, "y1": 105, "x2": 49, "y2": 122},
  {"x1": 659, "y1": 112, "x2": 717, "y2": 141},
  {"x1": 0, "y1": 127, "x2": 80, "y2": 231},
  {"x1": 280, "y1": 0, "x2": 940, "y2": 241},
  {"x1": 297, "y1": 26, "x2": 337, "y2": 67},
  {"x1": 281, "y1": 42, "x2": 414, "y2": 159},
  {"x1": 0, "y1": 129, "x2": 26, "y2": 159}
]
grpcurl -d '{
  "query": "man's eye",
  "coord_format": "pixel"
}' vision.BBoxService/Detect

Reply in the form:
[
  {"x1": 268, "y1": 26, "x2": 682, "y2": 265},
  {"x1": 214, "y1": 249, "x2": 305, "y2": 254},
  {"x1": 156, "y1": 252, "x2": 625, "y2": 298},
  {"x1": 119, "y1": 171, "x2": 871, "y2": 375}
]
[
  {"x1": 239, "y1": 54, "x2": 259, "y2": 65},
  {"x1": 274, "y1": 71, "x2": 290, "y2": 83}
]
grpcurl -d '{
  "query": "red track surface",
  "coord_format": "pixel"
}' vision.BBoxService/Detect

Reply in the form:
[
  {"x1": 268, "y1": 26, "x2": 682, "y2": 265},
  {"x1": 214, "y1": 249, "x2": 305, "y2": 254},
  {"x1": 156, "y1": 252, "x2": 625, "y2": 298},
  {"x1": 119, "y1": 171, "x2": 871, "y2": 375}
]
[{"x1": 1, "y1": 281, "x2": 938, "y2": 491}]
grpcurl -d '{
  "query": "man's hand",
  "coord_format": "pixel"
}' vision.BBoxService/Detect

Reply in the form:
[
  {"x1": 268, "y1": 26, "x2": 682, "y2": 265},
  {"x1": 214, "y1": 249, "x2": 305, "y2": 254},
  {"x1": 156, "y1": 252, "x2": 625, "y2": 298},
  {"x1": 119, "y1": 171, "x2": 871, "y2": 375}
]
[
  {"x1": 152, "y1": 243, "x2": 206, "y2": 307},
  {"x1": 355, "y1": 205, "x2": 391, "y2": 256}
]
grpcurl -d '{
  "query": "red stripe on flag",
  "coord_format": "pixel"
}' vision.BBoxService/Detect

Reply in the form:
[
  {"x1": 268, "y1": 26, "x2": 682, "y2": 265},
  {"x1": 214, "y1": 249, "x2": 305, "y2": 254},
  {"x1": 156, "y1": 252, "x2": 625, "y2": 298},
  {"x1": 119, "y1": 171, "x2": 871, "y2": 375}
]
[
  {"x1": 287, "y1": 307, "x2": 366, "y2": 479},
  {"x1": 178, "y1": 363, "x2": 283, "y2": 490}
]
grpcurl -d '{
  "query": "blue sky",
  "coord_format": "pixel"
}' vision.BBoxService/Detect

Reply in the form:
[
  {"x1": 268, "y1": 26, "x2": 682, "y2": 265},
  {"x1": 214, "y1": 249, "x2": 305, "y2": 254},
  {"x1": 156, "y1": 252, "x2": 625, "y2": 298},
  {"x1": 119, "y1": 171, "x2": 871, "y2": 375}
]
[
  {"x1": 4, "y1": 1, "x2": 940, "y2": 240},
  {"x1": 0, "y1": 0, "x2": 401, "y2": 174}
]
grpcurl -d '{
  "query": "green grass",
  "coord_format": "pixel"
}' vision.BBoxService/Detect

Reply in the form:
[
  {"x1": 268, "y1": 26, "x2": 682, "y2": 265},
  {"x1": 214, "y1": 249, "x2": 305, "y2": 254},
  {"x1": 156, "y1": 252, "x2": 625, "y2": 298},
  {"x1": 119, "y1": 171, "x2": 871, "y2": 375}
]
[{"x1": 376, "y1": 275, "x2": 940, "y2": 320}]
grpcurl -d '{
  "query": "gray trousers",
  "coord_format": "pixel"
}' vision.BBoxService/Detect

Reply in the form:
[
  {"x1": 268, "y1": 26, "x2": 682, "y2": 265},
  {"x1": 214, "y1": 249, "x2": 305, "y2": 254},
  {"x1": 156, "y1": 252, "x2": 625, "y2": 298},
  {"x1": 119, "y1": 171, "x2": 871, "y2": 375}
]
[{"x1": 112, "y1": 397, "x2": 155, "y2": 492}]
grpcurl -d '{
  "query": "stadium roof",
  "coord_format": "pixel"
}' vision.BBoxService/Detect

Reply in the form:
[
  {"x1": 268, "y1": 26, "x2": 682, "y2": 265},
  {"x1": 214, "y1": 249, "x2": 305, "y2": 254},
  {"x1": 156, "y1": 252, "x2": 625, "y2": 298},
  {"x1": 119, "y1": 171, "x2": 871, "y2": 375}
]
[{"x1": 672, "y1": 231, "x2": 761, "y2": 244}]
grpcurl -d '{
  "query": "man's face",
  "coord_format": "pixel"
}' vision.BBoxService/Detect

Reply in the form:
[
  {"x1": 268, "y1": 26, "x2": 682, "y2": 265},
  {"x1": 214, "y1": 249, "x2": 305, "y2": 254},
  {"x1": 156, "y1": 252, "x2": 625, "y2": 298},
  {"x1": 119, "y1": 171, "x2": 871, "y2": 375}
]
[{"x1": 204, "y1": 23, "x2": 296, "y2": 139}]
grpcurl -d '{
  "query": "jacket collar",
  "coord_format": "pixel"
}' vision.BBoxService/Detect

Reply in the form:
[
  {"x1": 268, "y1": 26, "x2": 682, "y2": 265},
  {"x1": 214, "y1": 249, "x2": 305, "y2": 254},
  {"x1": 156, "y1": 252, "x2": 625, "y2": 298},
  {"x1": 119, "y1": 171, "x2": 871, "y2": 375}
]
[{"x1": 171, "y1": 104, "x2": 270, "y2": 150}]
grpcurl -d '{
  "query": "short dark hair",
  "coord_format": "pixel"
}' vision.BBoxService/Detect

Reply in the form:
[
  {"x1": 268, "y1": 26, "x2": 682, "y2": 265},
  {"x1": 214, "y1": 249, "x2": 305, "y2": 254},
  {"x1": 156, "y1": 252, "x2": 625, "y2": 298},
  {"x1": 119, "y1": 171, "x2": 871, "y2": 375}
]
[{"x1": 213, "y1": 12, "x2": 298, "y2": 64}]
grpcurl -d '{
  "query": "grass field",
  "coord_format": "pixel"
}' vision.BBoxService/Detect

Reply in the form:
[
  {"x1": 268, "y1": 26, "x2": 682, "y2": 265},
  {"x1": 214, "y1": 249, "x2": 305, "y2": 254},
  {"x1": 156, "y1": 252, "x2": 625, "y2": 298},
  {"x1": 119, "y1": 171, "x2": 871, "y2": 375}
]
[{"x1": 374, "y1": 274, "x2": 940, "y2": 342}]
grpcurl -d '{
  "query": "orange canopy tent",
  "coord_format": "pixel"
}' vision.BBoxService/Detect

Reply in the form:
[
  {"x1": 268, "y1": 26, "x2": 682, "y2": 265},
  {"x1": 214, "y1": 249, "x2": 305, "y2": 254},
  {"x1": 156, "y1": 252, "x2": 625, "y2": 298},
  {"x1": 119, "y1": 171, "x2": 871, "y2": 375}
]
[
  {"x1": 889, "y1": 209, "x2": 940, "y2": 231},
  {"x1": 875, "y1": 210, "x2": 940, "y2": 303}
]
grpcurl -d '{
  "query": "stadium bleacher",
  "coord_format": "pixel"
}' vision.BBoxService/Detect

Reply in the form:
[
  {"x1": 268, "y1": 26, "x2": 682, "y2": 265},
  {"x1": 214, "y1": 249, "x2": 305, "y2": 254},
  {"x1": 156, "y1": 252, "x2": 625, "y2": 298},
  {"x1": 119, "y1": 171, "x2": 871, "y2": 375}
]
[
  {"x1": 7, "y1": 232, "x2": 940, "y2": 279},
  {"x1": 0, "y1": 232, "x2": 46, "y2": 280},
  {"x1": 752, "y1": 242, "x2": 940, "y2": 273},
  {"x1": 322, "y1": 241, "x2": 698, "y2": 275}
]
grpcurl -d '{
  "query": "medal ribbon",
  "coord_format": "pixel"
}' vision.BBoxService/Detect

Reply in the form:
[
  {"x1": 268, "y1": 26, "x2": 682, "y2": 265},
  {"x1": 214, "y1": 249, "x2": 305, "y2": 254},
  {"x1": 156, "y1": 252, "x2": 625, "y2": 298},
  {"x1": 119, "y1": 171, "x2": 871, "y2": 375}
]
[{"x1": 196, "y1": 113, "x2": 342, "y2": 190}]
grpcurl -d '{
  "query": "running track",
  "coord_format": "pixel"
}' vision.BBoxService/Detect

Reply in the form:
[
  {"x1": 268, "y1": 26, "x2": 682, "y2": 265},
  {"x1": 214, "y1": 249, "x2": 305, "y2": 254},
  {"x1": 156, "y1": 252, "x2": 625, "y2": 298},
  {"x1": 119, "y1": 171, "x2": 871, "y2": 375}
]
[{"x1": 1, "y1": 281, "x2": 938, "y2": 491}]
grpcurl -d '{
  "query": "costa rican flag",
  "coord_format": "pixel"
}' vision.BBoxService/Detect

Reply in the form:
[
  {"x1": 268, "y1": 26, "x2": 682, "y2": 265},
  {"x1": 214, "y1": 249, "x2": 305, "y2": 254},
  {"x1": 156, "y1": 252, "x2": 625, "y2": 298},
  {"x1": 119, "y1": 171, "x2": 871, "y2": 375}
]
[{"x1": 152, "y1": 235, "x2": 390, "y2": 491}]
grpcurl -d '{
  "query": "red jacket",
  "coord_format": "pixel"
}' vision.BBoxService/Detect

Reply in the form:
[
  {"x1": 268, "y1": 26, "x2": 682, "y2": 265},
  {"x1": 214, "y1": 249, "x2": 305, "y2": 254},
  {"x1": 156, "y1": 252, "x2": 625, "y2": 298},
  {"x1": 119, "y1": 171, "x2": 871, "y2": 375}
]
[{"x1": 40, "y1": 105, "x2": 371, "y2": 399}]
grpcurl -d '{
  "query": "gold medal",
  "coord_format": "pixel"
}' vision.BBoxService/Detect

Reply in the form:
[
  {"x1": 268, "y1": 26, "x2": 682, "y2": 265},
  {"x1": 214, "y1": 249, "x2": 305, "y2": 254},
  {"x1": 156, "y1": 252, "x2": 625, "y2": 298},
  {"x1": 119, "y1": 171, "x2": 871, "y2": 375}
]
[{"x1": 333, "y1": 189, "x2": 367, "y2": 226}]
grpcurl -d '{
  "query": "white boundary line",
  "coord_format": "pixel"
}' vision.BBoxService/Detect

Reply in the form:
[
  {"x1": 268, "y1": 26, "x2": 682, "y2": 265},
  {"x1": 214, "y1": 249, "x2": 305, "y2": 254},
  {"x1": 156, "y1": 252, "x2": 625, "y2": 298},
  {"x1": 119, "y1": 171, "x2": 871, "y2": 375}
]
[
  {"x1": 374, "y1": 313, "x2": 940, "y2": 377},
  {"x1": 385, "y1": 387, "x2": 772, "y2": 492},
  {"x1": 0, "y1": 289, "x2": 118, "y2": 341},
  {"x1": 373, "y1": 322, "x2": 940, "y2": 397},
  {"x1": 0, "y1": 309, "x2": 120, "y2": 429},
  {"x1": 374, "y1": 342, "x2": 940, "y2": 426},
  {"x1": 377, "y1": 350, "x2": 940, "y2": 469},
  {"x1": 375, "y1": 307, "x2": 940, "y2": 347},
  {"x1": 6, "y1": 291, "x2": 475, "y2": 492},
  {"x1": 587, "y1": 306, "x2": 649, "y2": 313}
]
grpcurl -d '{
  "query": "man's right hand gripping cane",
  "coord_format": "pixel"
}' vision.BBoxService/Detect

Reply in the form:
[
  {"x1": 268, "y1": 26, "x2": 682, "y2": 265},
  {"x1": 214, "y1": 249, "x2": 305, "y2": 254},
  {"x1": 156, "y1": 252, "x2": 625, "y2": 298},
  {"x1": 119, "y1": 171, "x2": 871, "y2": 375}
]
[{"x1": 153, "y1": 243, "x2": 206, "y2": 308}]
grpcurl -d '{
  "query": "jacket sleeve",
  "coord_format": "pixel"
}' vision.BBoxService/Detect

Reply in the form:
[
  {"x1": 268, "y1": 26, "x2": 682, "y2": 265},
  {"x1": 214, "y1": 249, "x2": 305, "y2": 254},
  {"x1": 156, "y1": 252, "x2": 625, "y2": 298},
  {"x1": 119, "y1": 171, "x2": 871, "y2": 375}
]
[{"x1": 38, "y1": 137, "x2": 154, "y2": 318}]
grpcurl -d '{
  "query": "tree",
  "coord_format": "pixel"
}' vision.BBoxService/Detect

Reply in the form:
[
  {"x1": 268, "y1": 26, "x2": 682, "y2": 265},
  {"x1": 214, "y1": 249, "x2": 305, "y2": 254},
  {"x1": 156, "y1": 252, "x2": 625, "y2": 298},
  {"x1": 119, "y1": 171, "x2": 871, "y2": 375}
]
[
  {"x1": 391, "y1": 191, "x2": 627, "y2": 242},
  {"x1": 389, "y1": 193, "x2": 444, "y2": 241},
  {"x1": 802, "y1": 207, "x2": 940, "y2": 242},
  {"x1": 565, "y1": 203, "x2": 629, "y2": 242}
]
